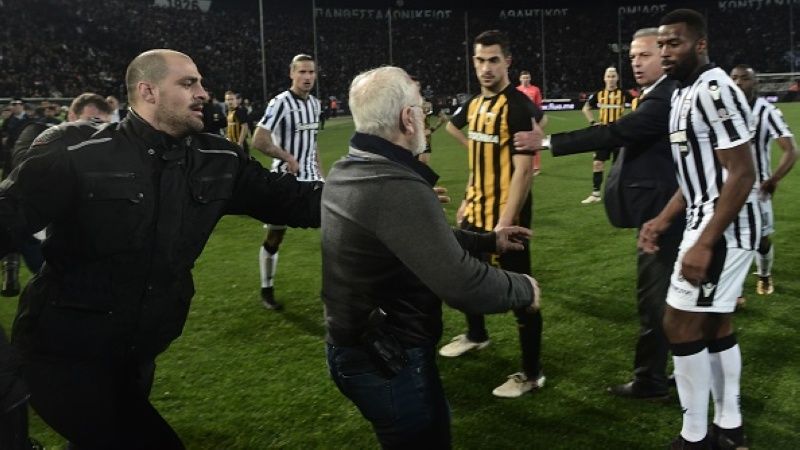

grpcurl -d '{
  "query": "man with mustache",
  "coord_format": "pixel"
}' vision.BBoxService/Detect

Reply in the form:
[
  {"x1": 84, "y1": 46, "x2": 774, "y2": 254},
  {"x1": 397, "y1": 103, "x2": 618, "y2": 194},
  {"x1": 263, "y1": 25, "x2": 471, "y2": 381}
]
[
  {"x1": 252, "y1": 54, "x2": 323, "y2": 311},
  {"x1": 0, "y1": 49, "x2": 321, "y2": 448},
  {"x1": 641, "y1": 9, "x2": 757, "y2": 449}
]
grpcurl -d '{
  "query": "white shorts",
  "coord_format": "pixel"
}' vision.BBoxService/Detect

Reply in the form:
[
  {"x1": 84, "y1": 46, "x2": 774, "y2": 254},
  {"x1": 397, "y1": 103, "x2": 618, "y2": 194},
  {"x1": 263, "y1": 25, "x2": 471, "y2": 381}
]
[
  {"x1": 666, "y1": 229, "x2": 755, "y2": 313},
  {"x1": 759, "y1": 195, "x2": 774, "y2": 236}
]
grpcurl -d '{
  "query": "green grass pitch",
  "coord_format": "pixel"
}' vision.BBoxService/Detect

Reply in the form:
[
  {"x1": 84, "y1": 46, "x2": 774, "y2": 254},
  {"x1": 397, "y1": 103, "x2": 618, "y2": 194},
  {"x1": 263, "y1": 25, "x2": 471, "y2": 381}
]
[{"x1": 2, "y1": 105, "x2": 799, "y2": 449}]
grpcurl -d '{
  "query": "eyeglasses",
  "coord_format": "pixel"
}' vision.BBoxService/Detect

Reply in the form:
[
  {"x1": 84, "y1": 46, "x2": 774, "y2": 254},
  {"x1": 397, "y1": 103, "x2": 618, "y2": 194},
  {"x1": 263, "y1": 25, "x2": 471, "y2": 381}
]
[{"x1": 408, "y1": 103, "x2": 433, "y2": 116}]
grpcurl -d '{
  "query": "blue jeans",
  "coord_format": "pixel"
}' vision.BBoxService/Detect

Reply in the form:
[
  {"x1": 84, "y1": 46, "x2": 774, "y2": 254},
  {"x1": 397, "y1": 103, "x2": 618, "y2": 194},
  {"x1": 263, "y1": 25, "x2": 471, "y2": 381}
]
[{"x1": 326, "y1": 343, "x2": 451, "y2": 449}]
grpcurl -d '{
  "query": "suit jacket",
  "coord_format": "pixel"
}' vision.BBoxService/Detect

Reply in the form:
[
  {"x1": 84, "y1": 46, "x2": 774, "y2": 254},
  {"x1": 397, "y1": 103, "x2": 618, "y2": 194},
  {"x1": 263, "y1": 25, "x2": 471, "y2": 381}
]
[{"x1": 551, "y1": 77, "x2": 683, "y2": 234}]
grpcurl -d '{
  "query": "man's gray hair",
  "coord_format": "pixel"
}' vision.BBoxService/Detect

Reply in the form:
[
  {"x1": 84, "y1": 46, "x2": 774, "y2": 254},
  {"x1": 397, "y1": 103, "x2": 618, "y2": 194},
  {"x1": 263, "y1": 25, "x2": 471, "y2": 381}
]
[
  {"x1": 633, "y1": 27, "x2": 659, "y2": 40},
  {"x1": 349, "y1": 66, "x2": 419, "y2": 140}
]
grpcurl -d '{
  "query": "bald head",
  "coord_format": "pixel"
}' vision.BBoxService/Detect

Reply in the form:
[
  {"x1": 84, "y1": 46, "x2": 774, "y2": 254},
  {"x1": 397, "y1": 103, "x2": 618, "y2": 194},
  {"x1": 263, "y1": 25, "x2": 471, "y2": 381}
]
[{"x1": 126, "y1": 49, "x2": 191, "y2": 106}]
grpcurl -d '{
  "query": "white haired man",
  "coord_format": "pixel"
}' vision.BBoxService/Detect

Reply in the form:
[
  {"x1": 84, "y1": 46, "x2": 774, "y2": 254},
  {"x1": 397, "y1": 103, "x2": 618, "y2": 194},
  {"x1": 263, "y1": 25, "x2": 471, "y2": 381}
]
[{"x1": 322, "y1": 66, "x2": 542, "y2": 448}]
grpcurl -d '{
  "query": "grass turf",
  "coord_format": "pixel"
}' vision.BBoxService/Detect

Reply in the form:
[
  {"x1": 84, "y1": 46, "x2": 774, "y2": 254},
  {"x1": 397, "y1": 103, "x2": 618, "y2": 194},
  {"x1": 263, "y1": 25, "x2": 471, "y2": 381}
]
[{"x1": 1, "y1": 106, "x2": 799, "y2": 449}]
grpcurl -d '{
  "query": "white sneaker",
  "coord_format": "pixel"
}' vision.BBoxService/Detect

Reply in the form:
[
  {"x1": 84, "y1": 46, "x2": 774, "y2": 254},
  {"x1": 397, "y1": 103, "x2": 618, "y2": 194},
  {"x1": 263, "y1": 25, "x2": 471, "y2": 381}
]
[
  {"x1": 581, "y1": 193, "x2": 602, "y2": 204},
  {"x1": 492, "y1": 371, "x2": 546, "y2": 398},
  {"x1": 438, "y1": 334, "x2": 490, "y2": 357}
]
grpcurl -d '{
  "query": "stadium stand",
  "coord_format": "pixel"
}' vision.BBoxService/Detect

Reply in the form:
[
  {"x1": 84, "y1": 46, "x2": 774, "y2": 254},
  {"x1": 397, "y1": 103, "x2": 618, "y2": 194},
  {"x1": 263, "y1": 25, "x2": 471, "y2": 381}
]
[{"x1": 1, "y1": 0, "x2": 800, "y2": 105}]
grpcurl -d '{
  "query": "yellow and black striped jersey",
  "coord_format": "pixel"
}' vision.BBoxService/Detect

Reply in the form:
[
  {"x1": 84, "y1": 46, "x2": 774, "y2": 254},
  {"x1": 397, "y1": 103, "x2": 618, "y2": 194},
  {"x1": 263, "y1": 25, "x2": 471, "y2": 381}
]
[
  {"x1": 225, "y1": 106, "x2": 249, "y2": 144},
  {"x1": 631, "y1": 95, "x2": 640, "y2": 111},
  {"x1": 586, "y1": 89, "x2": 629, "y2": 123},
  {"x1": 451, "y1": 84, "x2": 543, "y2": 231}
]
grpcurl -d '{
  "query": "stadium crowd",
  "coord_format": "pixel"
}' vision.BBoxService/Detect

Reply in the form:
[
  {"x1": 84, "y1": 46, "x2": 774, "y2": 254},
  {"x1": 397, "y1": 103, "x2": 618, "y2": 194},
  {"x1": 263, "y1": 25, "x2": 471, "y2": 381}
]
[
  {"x1": 0, "y1": 1, "x2": 798, "y2": 448},
  {"x1": 2, "y1": 0, "x2": 800, "y2": 104}
]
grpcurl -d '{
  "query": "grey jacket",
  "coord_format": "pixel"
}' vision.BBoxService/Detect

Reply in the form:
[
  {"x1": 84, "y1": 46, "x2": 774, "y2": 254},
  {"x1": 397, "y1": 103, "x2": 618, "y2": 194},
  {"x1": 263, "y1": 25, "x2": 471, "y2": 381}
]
[{"x1": 321, "y1": 133, "x2": 533, "y2": 347}]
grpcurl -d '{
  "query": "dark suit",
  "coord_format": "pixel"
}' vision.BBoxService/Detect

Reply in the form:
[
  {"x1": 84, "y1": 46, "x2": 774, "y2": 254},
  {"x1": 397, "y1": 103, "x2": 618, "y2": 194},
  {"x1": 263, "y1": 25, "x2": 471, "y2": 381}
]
[{"x1": 551, "y1": 76, "x2": 683, "y2": 393}]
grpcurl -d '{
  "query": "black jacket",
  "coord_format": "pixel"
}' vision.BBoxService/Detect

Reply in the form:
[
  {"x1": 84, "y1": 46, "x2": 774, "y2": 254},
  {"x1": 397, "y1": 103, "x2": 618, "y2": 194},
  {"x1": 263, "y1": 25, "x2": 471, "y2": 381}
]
[
  {"x1": 551, "y1": 77, "x2": 684, "y2": 233},
  {"x1": 0, "y1": 111, "x2": 321, "y2": 361}
]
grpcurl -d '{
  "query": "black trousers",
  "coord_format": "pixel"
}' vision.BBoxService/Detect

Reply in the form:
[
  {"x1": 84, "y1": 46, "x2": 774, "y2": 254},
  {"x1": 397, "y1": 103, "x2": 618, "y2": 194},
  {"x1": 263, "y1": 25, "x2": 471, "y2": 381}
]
[
  {"x1": 460, "y1": 223, "x2": 543, "y2": 378},
  {"x1": 633, "y1": 230, "x2": 681, "y2": 391},
  {"x1": 23, "y1": 354, "x2": 184, "y2": 450},
  {"x1": 0, "y1": 324, "x2": 31, "y2": 450}
]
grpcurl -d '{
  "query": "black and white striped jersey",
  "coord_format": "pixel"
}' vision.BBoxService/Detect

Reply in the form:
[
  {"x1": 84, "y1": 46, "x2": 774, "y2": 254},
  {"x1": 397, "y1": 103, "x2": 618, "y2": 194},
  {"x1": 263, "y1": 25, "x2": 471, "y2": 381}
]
[
  {"x1": 258, "y1": 90, "x2": 322, "y2": 181},
  {"x1": 751, "y1": 97, "x2": 793, "y2": 184},
  {"x1": 668, "y1": 66, "x2": 758, "y2": 248}
]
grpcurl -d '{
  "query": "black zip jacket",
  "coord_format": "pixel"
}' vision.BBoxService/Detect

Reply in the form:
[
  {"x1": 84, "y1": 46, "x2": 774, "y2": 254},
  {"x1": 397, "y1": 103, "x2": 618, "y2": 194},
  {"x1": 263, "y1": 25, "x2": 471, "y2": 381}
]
[{"x1": 0, "y1": 111, "x2": 321, "y2": 361}]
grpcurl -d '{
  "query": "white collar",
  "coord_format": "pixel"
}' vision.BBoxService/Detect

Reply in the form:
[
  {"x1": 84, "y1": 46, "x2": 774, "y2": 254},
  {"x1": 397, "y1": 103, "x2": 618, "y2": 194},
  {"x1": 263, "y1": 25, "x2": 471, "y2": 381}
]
[{"x1": 641, "y1": 75, "x2": 668, "y2": 97}]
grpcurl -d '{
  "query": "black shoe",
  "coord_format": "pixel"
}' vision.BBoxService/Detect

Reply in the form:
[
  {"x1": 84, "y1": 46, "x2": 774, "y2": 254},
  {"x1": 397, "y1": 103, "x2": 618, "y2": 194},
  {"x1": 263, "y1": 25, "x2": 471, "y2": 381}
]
[
  {"x1": 668, "y1": 373, "x2": 676, "y2": 387},
  {"x1": 669, "y1": 435, "x2": 711, "y2": 449},
  {"x1": 608, "y1": 381, "x2": 669, "y2": 401},
  {"x1": 260, "y1": 288, "x2": 283, "y2": 310},
  {"x1": 708, "y1": 424, "x2": 748, "y2": 450}
]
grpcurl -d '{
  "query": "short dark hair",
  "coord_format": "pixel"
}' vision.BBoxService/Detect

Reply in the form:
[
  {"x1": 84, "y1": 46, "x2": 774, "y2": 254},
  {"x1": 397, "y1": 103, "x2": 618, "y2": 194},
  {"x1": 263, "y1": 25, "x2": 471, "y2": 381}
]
[
  {"x1": 732, "y1": 63, "x2": 754, "y2": 73},
  {"x1": 660, "y1": 9, "x2": 707, "y2": 39},
  {"x1": 70, "y1": 93, "x2": 112, "y2": 117},
  {"x1": 474, "y1": 30, "x2": 511, "y2": 57},
  {"x1": 520, "y1": 70, "x2": 531, "y2": 76}
]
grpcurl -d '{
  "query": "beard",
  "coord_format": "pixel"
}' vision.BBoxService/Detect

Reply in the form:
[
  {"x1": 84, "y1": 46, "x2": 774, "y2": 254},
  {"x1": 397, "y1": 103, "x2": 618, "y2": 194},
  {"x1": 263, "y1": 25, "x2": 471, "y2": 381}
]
[
  {"x1": 669, "y1": 51, "x2": 700, "y2": 82},
  {"x1": 411, "y1": 112, "x2": 427, "y2": 156},
  {"x1": 156, "y1": 103, "x2": 203, "y2": 137}
]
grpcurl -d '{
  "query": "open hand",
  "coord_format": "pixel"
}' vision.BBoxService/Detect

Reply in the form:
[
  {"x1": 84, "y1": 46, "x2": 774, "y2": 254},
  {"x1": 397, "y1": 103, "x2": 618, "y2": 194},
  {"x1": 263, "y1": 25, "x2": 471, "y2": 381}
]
[
  {"x1": 638, "y1": 218, "x2": 668, "y2": 254},
  {"x1": 494, "y1": 225, "x2": 532, "y2": 253}
]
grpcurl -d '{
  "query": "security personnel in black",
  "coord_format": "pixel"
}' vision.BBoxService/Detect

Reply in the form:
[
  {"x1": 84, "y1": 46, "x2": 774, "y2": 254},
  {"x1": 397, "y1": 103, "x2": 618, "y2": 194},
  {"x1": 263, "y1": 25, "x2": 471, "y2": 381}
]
[
  {"x1": 537, "y1": 29, "x2": 683, "y2": 399},
  {"x1": 0, "y1": 50, "x2": 321, "y2": 449}
]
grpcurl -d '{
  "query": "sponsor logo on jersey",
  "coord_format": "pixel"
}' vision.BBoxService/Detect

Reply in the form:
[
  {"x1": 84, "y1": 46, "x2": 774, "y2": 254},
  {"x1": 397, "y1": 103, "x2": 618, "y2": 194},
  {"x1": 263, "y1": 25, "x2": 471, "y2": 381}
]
[
  {"x1": 468, "y1": 131, "x2": 500, "y2": 144},
  {"x1": 296, "y1": 122, "x2": 319, "y2": 131}
]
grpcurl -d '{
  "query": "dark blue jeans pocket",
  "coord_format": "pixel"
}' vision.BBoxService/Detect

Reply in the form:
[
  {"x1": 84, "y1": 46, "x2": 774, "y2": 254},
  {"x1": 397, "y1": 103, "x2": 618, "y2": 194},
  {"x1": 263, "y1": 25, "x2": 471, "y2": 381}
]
[
  {"x1": 328, "y1": 345, "x2": 440, "y2": 432},
  {"x1": 329, "y1": 345, "x2": 396, "y2": 425}
]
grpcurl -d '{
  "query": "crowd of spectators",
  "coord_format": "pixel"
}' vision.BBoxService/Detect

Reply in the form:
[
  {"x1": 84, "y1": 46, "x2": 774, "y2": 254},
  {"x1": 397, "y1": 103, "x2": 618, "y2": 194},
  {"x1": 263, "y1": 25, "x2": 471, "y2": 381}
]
[{"x1": 2, "y1": 0, "x2": 800, "y2": 107}]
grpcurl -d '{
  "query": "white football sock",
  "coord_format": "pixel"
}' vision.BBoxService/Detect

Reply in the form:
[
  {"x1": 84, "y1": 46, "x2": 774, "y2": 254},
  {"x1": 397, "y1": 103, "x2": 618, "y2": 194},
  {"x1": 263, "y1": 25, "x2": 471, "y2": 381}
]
[
  {"x1": 710, "y1": 344, "x2": 743, "y2": 429},
  {"x1": 259, "y1": 247, "x2": 278, "y2": 288},
  {"x1": 755, "y1": 244, "x2": 774, "y2": 277},
  {"x1": 673, "y1": 347, "x2": 711, "y2": 442}
]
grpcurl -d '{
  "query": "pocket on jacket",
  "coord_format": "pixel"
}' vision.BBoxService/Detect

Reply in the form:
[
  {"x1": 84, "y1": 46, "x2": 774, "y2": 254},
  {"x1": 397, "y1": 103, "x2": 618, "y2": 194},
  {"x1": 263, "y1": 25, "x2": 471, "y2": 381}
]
[
  {"x1": 33, "y1": 302, "x2": 115, "y2": 359},
  {"x1": 190, "y1": 173, "x2": 234, "y2": 204},
  {"x1": 78, "y1": 172, "x2": 148, "y2": 255}
]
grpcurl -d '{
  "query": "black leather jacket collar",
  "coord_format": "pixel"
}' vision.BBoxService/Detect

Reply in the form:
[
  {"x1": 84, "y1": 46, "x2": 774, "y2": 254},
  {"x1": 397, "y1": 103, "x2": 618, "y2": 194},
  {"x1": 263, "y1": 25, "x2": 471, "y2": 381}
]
[{"x1": 125, "y1": 109, "x2": 186, "y2": 152}]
